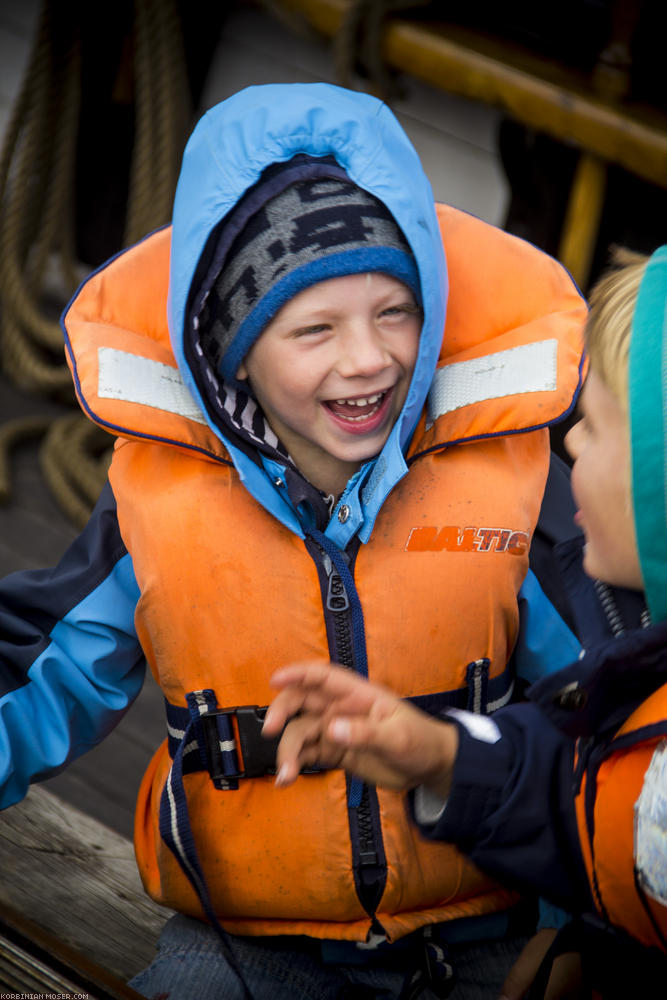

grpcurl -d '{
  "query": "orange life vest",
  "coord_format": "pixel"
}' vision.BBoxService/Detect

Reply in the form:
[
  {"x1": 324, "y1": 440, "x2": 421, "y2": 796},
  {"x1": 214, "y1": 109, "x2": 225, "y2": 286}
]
[
  {"x1": 574, "y1": 684, "x2": 667, "y2": 952},
  {"x1": 64, "y1": 204, "x2": 587, "y2": 941}
]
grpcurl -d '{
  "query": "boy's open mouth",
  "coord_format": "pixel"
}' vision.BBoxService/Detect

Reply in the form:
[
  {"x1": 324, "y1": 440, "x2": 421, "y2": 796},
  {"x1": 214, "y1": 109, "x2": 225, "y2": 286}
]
[{"x1": 324, "y1": 389, "x2": 390, "y2": 423}]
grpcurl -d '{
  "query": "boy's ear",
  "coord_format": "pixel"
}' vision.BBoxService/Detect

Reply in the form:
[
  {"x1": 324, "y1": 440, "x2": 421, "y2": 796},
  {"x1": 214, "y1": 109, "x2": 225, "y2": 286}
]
[{"x1": 236, "y1": 360, "x2": 248, "y2": 380}]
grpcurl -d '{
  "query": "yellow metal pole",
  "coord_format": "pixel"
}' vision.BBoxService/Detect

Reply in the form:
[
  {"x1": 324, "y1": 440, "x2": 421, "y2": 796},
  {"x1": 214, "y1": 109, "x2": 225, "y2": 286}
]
[{"x1": 558, "y1": 152, "x2": 608, "y2": 291}]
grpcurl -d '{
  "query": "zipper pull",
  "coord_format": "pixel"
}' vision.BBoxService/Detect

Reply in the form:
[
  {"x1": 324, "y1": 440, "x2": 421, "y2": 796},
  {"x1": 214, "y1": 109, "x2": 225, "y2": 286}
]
[{"x1": 325, "y1": 555, "x2": 350, "y2": 612}]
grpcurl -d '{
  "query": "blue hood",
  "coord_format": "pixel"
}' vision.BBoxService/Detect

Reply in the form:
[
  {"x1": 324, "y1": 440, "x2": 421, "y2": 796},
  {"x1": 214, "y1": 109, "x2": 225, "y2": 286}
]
[{"x1": 168, "y1": 83, "x2": 448, "y2": 544}]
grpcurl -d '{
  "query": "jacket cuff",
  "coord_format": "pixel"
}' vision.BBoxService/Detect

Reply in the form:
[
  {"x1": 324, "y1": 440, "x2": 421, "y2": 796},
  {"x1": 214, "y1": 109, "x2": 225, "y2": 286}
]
[
  {"x1": 410, "y1": 709, "x2": 514, "y2": 843},
  {"x1": 413, "y1": 784, "x2": 448, "y2": 825}
]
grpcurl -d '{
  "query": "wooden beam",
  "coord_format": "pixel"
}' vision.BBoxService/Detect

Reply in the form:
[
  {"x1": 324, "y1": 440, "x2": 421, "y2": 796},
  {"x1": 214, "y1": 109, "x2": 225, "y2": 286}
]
[
  {"x1": 0, "y1": 905, "x2": 144, "y2": 997},
  {"x1": 559, "y1": 153, "x2": 608, "y2": 290},
  {"x1": 0, "y1": 785, "x2": 169, "y2": 986},
  {"x1": 278, "y1": 0, "x2": 667, "y2": 190}
]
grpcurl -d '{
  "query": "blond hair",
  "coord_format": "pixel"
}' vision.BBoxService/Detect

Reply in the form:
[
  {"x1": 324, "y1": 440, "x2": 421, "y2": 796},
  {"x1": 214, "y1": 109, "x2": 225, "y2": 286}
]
[{"x1": 585, "y1": 247, "x2": 649, "y2": 414}]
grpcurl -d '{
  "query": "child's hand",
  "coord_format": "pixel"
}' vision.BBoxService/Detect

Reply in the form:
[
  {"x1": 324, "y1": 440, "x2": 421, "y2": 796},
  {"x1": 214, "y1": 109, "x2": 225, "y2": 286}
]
[{"x1": 264, "y1": 661, "x2": 458, "y2": 795}]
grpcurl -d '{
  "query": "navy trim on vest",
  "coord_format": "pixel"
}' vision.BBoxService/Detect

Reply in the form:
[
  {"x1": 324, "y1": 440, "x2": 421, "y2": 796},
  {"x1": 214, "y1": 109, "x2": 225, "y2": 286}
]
[{"x1": 607, "y1": 720, "x2": 667, "y2": 753}]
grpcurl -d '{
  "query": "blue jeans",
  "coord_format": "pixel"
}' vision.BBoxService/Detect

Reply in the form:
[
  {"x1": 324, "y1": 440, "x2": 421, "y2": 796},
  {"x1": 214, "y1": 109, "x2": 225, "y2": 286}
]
[{"x1": 129, "y1": 912, "x2": 529, "y2": 1000}]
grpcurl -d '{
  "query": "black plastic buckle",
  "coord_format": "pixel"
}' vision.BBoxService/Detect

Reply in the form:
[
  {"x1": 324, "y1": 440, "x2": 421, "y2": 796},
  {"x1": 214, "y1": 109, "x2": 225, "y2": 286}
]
[
  {"x1": 200, "y1": 705, "x2": 323, "y2": 783},
  {"x1": 200, "y1": 705, "x2": 279, "y2": 781}
]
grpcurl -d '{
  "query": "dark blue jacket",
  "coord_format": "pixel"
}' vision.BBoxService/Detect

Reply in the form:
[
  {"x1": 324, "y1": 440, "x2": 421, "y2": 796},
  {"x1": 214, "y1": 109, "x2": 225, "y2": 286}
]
[{"x1": 414, "y1": 539, "x2": 656, "y2": 917}]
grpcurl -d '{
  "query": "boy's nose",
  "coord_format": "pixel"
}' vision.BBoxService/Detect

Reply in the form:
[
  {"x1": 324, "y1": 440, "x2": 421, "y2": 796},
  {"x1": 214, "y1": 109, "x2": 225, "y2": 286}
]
[
  {"x1": 564, "y1": 420, "x2": 582, "y2": 460},
  {"x1": 337, "y1": 322, "x2": 390, "y2": 377}
]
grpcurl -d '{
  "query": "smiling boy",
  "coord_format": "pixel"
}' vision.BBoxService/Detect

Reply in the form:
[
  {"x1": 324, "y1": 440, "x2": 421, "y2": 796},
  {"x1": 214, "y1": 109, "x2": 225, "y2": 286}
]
[{"x1": 0, "y1": 83, "x2": 595, "y2": 999}]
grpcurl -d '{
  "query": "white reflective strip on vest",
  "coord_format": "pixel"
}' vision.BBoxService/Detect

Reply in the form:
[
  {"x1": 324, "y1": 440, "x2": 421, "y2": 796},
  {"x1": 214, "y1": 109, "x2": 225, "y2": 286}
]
[
  {"x1": 635, "y1": 739, "x2": 667, "y2": 905},
  {"x1": 98, "y1": 347, "x2": 208, "y2": 425},
  {"x1": 427, "y1": 339, "x2": 558, "y2": 427}
]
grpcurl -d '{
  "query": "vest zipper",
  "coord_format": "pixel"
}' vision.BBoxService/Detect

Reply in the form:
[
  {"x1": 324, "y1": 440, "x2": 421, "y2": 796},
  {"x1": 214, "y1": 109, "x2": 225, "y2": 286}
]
[
  {"x1": 308, "y1": 539, "x2": 387, "y2": 922},
  {"x1": 325, "y1": 557, "x2": 354, "y2": 665}
]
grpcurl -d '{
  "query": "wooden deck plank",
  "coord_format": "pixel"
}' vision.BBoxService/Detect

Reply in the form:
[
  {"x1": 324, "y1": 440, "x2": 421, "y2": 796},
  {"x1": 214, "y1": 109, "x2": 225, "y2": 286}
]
[{"x1": 0, "y1": 785, "x2": 169, "y2": 985}]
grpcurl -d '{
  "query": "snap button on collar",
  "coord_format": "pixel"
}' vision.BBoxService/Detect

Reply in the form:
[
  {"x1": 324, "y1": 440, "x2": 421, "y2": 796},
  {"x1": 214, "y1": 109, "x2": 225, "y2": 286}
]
[{"x1": 338, "y1": 504, "x2": 350, "y2": 523}]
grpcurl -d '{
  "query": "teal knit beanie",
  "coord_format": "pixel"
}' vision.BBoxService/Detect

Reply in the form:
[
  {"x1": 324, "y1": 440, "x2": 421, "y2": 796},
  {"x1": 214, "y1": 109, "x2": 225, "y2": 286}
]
[{"x1": 629, "y1": 245, "x2": 667, "y2": 622}]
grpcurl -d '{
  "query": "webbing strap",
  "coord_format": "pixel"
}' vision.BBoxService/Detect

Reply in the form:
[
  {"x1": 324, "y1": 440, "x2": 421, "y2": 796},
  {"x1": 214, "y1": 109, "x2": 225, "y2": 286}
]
[
  {"x1": 164, "y1": 668, "x2": 515, "y2": 758},
  {"x1": 408, "y1": 661, "x2": 514, "y2": 716},
  {"x1": 158, "y1": 689, "x2": 253, "y2": 998},
  {"x1": 159, "y1": 691, "x2": 217, "y2": 906},
  {"x1": 166, "y1": 696, "x2": 242, "y2": 787},
  {"x1": 163, "y1": 661, "x2": 514, "y2": 826},
  {"x1": 165, "y1": 700, "x2": 291, "y2": 782}
]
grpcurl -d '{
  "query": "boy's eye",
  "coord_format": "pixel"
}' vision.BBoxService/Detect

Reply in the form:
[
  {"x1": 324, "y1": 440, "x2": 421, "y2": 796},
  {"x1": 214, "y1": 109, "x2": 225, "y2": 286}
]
[
  {"x1": 291, "y1": 324, "x2": 330, "y2": 337},
  {"x1": 380, "y1": 303, "x2": 419, "y2": 318}
]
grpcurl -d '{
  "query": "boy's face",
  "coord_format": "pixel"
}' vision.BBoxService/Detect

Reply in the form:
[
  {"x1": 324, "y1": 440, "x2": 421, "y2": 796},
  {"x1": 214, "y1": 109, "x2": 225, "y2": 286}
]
[
  {"x1": 565, "y1": 370, "x2": 643, "y2": 592},
  {"x1": 237, "y1": 272, "x2": 421, "y2": 495}
]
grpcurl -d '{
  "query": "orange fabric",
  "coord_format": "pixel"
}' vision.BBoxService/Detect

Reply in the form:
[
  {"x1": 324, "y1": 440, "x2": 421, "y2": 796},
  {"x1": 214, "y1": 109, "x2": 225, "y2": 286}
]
[
  {"x1": 119, "y1": 428, "x2": 531, "y2": 939},
  {"x1": 64, "y1": 209, "x2": 587, "y2": 456},
  {"x1": 64, "y1": 206, "x2": 587, "y2": 940},
  {"x1": 63, "y1": 227, "x2": 229, "y2": 463},
  {"x1": 574, "y1": 686, "x2": 667, "y2": 951}
]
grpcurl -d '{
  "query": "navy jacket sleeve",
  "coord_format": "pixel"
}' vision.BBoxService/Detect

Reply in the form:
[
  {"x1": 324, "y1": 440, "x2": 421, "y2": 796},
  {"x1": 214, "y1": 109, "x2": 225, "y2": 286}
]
[
  {"x1": 0, "y1": 482, "x2": 145, "y2": 808},
  {"x1": 412, "y1": 705, "x2": 593, "y2": 914}
]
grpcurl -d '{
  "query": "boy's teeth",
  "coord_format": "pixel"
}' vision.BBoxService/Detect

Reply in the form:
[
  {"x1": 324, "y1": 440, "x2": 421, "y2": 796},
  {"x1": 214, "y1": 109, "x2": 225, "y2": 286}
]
[{"x1": 335, "y1": 392, "x2": 383, "y2": 406}]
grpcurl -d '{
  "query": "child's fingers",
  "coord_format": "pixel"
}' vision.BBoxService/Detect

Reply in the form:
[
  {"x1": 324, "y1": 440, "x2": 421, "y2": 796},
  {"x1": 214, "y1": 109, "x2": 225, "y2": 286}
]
[
  {"x1": 273, "y1": 714, "x2": 318, "y2": 786},
  {"x1": 264, "y1": 660, "x2": 340, "y2": 735},
  {"x1": 270, "y1": 659, "x2": 333, "y2": 690},
  {"x1": 326, "y1": 712, "x2": 407, "y2": 767},
  {"x1": 271, "y1": 661, "x2": 384, "y2": 706},
  {"x1": 270, "y1": 661, "x2": 396, "y2": 717},
  {"x1": 262, "y1": 688, "x2": 311, "y2": 736},
  {"x1": 274, "y1": 713, "x2": 345, "y2": 786},
  {"x1": 263, "y1": 684, "x2": 343, "y2": 735},
  {"x1": 326, "y1": 714, "x2": 384, "y2": 748}
]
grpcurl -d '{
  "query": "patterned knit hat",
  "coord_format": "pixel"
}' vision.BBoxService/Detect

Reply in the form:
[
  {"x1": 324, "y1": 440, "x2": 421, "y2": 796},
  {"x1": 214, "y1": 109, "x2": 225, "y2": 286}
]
[{"x1": 191, "y1": 160, "x2": 420, "y2": 383}]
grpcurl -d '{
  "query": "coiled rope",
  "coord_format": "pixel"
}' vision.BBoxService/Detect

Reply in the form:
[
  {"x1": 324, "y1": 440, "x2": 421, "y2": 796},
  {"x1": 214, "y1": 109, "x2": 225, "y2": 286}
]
[{"x1": 0, "y1": 0, "x2": 190, "y2": 527}]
